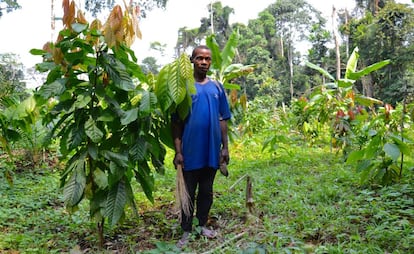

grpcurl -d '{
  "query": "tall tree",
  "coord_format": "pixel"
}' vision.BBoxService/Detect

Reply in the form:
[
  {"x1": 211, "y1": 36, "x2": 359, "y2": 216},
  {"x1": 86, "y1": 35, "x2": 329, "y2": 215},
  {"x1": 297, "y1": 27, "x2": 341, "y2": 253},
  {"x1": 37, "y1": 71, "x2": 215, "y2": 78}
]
[
  {"x1": 0, "y1": 53, "x2": 27, "y2": 104},
  {"x1": 199, "y1": 1, "x2": 234, "y2": 48},
  {"x1": 174, "y1": 2, "x2": 234, "y2": 58},
  {"x1": 306, "y1": 21, "x2": 332, "y2": 87},
  {"x1": 141, "y1": 56, "x2": 160, "y2": 74},
  {"x1": 175, "y1": 27, "x2": 200, "y2": 57},
  {"x1": 355, "y1": 0, "x2": 387, "y2": 16},
  {"x1": 265, "y1": 0, "x2": 323, "y2": 101},
  {"x1": 0, "y1": 0, "x2": 20, "y2": 18},
  {"x1": 83, "y1": 0, "x2": 167, "y2": 17},
  {"x1": 348, "y1": 1, "x2": 414, "y2": 103}
]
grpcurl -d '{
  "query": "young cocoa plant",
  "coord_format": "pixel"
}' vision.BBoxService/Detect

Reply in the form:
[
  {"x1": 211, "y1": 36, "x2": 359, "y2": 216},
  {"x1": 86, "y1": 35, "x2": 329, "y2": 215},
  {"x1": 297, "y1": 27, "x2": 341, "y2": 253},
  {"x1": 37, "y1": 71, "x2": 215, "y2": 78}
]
[{"x1": 31, "y1": 0, "x2": 193, "y2": 247}]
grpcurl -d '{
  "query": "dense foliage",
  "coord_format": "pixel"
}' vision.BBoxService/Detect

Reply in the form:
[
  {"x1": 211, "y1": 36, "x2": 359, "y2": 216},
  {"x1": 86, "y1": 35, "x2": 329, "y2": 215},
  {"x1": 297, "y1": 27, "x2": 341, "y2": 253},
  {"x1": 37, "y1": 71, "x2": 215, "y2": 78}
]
[
  {"x1": 1, "y1": 126, "x2": 413, "y2": 253},
  {"x1": 1, "y1": 0, "x2": 414, "y2": 252},
  {"x1": 175, "y1": 0, "x2": 414, "y2": 105}
]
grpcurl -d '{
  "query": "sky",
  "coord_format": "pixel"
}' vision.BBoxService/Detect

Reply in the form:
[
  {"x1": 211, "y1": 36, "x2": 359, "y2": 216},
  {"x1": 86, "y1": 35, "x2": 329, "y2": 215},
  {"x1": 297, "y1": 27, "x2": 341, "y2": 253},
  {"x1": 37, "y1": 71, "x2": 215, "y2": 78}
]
[{"x1": 0, "y1": 0, "x2": 412, "y2": 68}]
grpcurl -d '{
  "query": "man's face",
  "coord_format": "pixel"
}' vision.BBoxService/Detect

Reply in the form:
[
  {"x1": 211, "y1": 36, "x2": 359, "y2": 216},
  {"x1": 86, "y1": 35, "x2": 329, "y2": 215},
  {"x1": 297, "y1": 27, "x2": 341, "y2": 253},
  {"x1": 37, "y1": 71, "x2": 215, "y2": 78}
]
[{"x1": 192, "y1": 48, "x2": 212, "y2": 74}]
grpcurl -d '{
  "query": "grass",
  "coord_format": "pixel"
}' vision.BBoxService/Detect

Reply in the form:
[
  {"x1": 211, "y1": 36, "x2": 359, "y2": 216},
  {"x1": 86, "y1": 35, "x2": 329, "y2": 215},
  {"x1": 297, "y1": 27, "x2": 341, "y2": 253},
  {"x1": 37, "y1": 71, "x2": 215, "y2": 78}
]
[{"x1": 0, "y1": 135, "x2": 413, "y2": 253}]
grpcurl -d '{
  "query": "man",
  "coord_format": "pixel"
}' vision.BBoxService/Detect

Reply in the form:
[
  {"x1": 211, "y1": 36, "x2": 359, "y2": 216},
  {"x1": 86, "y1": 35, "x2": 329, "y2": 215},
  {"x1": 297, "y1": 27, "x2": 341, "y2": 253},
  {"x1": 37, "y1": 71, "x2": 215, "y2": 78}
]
[{"x1": 171, "y1": 45, "x2": 231, "y2": 248}]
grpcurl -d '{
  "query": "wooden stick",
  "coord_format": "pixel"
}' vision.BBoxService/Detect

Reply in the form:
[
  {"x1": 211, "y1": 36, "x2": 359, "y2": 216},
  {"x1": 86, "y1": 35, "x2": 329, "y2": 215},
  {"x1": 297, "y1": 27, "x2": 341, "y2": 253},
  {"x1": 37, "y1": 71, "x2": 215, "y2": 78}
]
[
  {"x1": 229, "y1": 173, "x2": 248, "y2": 191},
  {"x1": 246, "y1": 176, "x2": 255, "y2": 213},
  {"x1": 175, "y1": 164, "x2": 191, "y2": 217}
]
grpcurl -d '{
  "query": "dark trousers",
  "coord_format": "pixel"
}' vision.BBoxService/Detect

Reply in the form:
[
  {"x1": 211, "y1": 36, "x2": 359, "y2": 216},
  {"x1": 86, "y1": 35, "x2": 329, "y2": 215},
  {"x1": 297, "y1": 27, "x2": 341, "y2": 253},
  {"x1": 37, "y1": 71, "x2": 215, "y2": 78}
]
[{"x1": 181, "y1": 167, "x2": 217, "y2": 232}]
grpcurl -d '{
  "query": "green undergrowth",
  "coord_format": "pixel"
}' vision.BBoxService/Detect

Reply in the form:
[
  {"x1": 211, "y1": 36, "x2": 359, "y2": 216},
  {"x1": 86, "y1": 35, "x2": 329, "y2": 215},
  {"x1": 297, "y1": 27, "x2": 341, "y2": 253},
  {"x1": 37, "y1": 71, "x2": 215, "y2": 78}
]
[{"x1": 1, "y1": 136, "x2": 413, "y2": 253}]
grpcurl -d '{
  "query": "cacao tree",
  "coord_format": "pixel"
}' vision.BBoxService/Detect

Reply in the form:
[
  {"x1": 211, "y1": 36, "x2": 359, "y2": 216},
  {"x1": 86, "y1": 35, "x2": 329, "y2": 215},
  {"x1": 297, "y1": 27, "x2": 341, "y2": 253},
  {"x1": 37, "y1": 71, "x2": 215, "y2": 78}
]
[{"x1": 31, "y1": 0, "x2": 192, "y2": 247}]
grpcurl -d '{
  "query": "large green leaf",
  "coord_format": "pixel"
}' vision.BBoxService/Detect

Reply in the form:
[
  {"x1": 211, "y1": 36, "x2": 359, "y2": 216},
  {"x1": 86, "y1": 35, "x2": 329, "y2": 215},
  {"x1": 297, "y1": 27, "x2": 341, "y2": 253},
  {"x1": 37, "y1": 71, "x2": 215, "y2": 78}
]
[
  {"x1": 346, "y1": 150, "x2": 365, "y2": 164},
  {"x1": 74, "y1": 93, "x2": 91, "y2": 109},
  {"x1": 390, "y1": 134, "x2": 412, "y2": 156},
  {"x1": 103, "y1": 150, "x2": 129, "y2": 168},
  {"x1": 337, "y1": 79, "x2": 355, "y2": 88},
  {"x1": 129, "y1": 137, "x2": 148, "y2": 161},
  {"x1": 168, "y1": 57, "x2": 188, "y2": 105},
  {"x1": 101, "y1": 53, "x2": 135, "y2": 91},
  {"x1": 108, "y1": 162, "x2": 126, "y2": 186},
  {"x1": 37, "y1": 79, "x2": 66, "y2": 99},
  {"x1": 139, "y1": 90, "x2": 157, "y2": 116},
  {"x1": 223, "y1": 83, "x2": 241, "y2": 90},
  {"x1": 120, "y1": 108, "x2": 138, "y2": 125},
  {"x1": 135, "y1": 162, "x2": 154, "y2": 203},
  {"x1": 63, "y1": 159, "x2": 86, "y2": 208},
  {"x1": 124, "y1": 176, "x2": 138, "y2": 217},
  {"x1": 345, "y1": 47, "x2": 359, "y2": 78},
  {"x1": 223, "y1": 64, "x2": 255, "y2": 85},
  {"x1": 176, "y1": 91, "x2": 192, "y2": 120},
  {"x1": 155, "y1": 64, "x2": 173, "y2": 111},
  {"x1": 347, "y1": 60, "x2": 391, "y2": 81},
  {"x1": 206, "y1": 35, "x2": 222, "y2": 71},
  {"x1": 85, "y1": 117, "x2": 104, "y2": 143},
  {"x1": 93, "y1": 169, "x2": 108, "y2": 189},
  {"x1": 355, "y1": 94, "x2": 383, "y2": 107},
  {"x1": 383, "y1": 143, "x2": 400, "y2": 161},
  {"x1": 178, "y1": 53, "x2": 193, "y2": 80},
  {"x1": 104, "y1": 178, "x2": 128, "y2": 227},
  {"x1": 221, "y1": 29, "x2": 239, "y2": 71},
  {"x1": 155, "y1": 53, "x2": 194, "y2": 114},
  {"x1": 306, "y1": 62, "x2": 335, "y2": 81},
  {"x1": 68, "y1": 123, "x2": 85, "y2": 150}
]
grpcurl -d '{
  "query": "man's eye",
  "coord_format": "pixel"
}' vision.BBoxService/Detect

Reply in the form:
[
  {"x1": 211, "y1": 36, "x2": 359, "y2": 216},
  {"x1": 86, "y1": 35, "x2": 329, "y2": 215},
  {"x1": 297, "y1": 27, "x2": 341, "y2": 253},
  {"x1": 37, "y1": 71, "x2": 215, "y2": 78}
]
[{"x1": 196, "y1": 57, "x2": 211, "y2": 61}]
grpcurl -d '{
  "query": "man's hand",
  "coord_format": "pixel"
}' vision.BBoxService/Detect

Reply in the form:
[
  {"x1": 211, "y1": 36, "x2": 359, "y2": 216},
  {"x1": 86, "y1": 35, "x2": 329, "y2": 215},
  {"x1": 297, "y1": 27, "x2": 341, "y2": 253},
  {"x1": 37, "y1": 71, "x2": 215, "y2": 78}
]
[
  {"x1": 173, "y1": 152, "x2": 184, "y2": 169},
  {"x1": 220, "y1": 148, "x2": 230, "y2": 165}
]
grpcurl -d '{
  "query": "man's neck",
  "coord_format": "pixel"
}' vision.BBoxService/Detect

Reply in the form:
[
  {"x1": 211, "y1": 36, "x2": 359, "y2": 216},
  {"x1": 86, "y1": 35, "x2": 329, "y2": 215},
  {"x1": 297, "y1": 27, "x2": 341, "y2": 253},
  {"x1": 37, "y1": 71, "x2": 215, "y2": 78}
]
[{"x1": 195, "y1": 76, "x2": 208, "y2": 84}]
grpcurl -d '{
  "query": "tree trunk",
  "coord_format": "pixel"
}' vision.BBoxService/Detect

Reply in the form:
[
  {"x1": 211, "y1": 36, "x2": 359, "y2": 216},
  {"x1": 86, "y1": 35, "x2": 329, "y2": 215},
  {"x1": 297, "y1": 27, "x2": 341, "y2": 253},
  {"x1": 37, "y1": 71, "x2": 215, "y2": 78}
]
[
  {"x1": 246, "y1": 176, "x2": 254, "y2": 214},
  {"x1": 288, "y1": 43, "x2": 294, "y2": 100},
  {"x1": 361, "y1": 74, "x2": 373, "y2": 98},
  {"x1": 332, "y1": 6, "x2": 341, "y2": 80},
  {"x1": 345, "y1": 8, "x2": 349, "y2": 59},
  {"x1": 97, "y1": 218, "x2": 105, "y2": 249},
  {"x1": 279, "y1": 37, "x2": 284, "y2": 58},
  {"x1": 210, "y1": 1, "x2": 214, "y2": 34}
]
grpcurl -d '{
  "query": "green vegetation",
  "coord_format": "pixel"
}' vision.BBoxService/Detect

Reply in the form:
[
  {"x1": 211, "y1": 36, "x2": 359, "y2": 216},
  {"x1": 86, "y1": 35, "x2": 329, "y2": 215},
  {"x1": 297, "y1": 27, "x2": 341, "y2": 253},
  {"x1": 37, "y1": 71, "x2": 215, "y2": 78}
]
[
  {"x1": 1, "y1": 0, "x2": 414, "y2": 253},
  {"x1": 1, "y1": 129, "x2": 413, "y2": 253}
]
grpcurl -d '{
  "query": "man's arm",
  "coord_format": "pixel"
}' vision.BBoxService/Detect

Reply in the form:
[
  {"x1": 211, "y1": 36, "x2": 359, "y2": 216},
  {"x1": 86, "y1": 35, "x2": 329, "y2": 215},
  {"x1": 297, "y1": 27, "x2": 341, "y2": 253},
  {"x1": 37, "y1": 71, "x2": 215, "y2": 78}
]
[
  {"x1": 220, "y1": 119, "x2": 229, "y2": 164},
  {"x1": 171, "y1": 118, "x2": 184, "y2": 168}
]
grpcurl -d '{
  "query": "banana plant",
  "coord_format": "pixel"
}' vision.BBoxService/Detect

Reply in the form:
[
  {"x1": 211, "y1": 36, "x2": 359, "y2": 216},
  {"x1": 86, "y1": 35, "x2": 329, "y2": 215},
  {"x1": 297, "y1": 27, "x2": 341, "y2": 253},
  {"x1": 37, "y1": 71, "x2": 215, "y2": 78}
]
[
  {"x1": 306, "y1": 47, "x2": 413, "y2": 185},
  {"x1": 306, "y1": 47, "x2": 388, "y2": 113},
  {"x1": 206, "y1": 30, "x2": 255, "y2": 109}
]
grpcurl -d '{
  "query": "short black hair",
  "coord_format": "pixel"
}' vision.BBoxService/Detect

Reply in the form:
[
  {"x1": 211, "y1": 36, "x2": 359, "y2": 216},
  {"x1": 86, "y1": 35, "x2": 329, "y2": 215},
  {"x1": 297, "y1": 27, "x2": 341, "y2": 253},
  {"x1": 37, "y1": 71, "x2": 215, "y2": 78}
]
[{"x1": 191, "y1": 45, "x2": 211, "y2": 60}]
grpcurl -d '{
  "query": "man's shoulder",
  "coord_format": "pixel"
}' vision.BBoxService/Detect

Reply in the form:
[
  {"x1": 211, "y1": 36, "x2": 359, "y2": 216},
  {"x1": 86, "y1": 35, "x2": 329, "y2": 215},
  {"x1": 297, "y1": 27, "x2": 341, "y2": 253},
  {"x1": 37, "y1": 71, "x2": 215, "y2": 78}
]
[{"x1": 207, "y1": 78, "x2": 223, "y2": 92}]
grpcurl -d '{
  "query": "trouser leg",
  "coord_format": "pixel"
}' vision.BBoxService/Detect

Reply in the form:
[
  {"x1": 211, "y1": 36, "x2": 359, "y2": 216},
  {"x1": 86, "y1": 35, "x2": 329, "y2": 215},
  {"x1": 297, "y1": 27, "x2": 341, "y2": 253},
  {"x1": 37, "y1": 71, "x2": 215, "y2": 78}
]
[
  {"x1": 181, "y1": 170, "x2": 198, "y2": 232},
  {"x1": 196, "y1": 168, "x2": 217, "y2": 227}
]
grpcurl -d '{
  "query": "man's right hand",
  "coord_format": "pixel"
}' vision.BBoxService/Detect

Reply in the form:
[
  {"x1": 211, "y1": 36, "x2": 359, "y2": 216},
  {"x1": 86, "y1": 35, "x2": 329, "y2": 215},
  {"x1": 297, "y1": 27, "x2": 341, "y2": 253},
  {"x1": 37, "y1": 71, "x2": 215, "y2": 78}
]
[{"x1": 173, "y1": 152, "x2": 184, "y2": 169}]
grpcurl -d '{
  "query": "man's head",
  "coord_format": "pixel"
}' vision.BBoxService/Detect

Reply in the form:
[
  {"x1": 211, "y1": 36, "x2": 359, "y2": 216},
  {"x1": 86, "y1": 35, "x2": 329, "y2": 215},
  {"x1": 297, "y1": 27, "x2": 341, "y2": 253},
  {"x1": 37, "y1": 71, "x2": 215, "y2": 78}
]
[{"x1": 190, "y1": 45, "x2": 212, "y2": 76}]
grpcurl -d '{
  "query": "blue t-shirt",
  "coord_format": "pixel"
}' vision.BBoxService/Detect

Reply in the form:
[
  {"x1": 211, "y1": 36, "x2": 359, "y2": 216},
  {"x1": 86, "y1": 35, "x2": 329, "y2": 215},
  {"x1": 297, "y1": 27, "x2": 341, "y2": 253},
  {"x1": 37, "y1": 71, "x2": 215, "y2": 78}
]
[{"x1": 182, "y1": 79, "x2": 231, "y2": 171}]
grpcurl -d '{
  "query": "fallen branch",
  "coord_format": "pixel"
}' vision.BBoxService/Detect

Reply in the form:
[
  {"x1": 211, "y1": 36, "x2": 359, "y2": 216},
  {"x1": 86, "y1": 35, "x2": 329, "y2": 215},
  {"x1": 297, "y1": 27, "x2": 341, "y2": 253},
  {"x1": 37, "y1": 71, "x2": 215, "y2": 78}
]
[
  {"x1": 229, "y1": 173, "x2": 248, "y2": 191},
  {"x1": 201, "y1": 231, "x2": 247, "y2": 254}
]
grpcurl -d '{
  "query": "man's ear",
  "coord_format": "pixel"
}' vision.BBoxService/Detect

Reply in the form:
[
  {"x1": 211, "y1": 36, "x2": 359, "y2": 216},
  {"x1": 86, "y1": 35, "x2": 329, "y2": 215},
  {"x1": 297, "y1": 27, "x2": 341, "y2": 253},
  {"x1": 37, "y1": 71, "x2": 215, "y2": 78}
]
[{"x1": 189, "y1": 56, "x2": 194, "y2": 63}]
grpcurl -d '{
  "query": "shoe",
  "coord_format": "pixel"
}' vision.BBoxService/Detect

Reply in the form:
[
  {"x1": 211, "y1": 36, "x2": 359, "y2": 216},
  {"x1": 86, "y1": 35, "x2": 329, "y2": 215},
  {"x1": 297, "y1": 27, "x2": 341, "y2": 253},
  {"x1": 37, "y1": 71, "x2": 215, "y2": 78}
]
[
  {"x1": 201, "y1": 226, "x2": 217, "y2": 238},
  {"x1": 176, "y1": 231, "x2": 190, "y2": 249}
]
